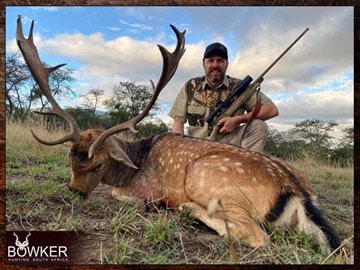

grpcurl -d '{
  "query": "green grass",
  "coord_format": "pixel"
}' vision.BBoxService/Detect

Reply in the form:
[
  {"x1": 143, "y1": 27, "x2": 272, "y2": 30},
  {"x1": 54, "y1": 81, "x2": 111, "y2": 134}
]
[{"x1": 5, "y1": 122, "x2": 354, "y2": 264}]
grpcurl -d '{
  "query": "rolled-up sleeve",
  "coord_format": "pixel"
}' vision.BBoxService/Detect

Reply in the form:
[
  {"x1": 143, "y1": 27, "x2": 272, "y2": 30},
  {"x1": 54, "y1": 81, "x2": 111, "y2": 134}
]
[
  {"x1": 168, "y1": 84, "x2": 188, "y2": 123},
  {"x1": 244, "y1": 91, "x2": 274, "y2": 112}
]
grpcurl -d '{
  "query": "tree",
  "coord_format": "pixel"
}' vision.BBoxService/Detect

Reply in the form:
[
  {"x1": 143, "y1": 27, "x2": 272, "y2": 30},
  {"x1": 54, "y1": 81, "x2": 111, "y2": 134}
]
[
  {"x1": 38, "y1": 65, "x2": 76, "y2": 112},
  {"x1": 65, "y1": 107, "x2": 104, "y2": 130},
  {"x1": 136, "y1": 121, "x2": 169, "y2": 139},
  {"x1": 330, "y1": 127, "x2": 354, "y2": 167},
  {"x1": 338, "y1": 127, "x2": 354, "y2": 147},
  {"x1": 103, "y1": 81, "x2": 160, "y2": 125},
  {"x1": 292, "y1": 119, "x2": 337, "y2": 147},
  {"x1": 265, "y1": 119, "x2": 353, "y2": 167},
  {"x1": 5, "y1": 52, "x2": 32, "y2": 119},
  {"x1": 82, "y1": 89, "x2": 104, "y2": 117},
  {"x1": 264, "y1": 129, "x2": 307, "y2": 160},
  {"x1": 290, "y1": 119, "x2": 338, "y2": 159},
  {"x1": 5, "y1": 52, "x2": 76, "y2": 121}
]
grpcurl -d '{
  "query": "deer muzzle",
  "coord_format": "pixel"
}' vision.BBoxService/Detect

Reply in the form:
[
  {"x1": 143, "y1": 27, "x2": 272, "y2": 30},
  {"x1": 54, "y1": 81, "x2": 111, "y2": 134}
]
[{"x1": 68, "y1": 184, "x2": 88, "y2": 199}]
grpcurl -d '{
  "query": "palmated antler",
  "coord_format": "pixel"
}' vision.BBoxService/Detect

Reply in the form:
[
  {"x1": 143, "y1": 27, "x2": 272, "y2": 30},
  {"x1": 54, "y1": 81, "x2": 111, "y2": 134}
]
[
  {"x1": 16, "y1": 15, "x2": 80, "y2": 145},
  {"x1": 88, "y1": 25, "x2": 186, "y2": 158}
]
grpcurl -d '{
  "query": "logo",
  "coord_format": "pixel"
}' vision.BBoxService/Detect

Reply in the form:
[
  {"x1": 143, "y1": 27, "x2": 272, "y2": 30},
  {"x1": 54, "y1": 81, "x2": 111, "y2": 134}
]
[
  {"x1": 13, "y1": 232, "x2": 31, "y2": 251},
  {"x1": 7, "y1": 231, "x2": 73, "y2": 265}
]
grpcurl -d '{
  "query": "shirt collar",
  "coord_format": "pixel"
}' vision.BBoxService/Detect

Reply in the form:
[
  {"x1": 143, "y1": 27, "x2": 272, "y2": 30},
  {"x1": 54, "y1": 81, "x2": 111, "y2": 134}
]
[{"x1": 203, "y1": 75, "x2": 230, "y2": 90}]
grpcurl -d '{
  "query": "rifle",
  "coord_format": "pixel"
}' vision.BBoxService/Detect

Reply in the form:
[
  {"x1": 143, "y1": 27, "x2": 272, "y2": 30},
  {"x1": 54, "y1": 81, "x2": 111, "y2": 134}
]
[{"x1": 206, "y1": 28, "x2": 309, "y2": 140}]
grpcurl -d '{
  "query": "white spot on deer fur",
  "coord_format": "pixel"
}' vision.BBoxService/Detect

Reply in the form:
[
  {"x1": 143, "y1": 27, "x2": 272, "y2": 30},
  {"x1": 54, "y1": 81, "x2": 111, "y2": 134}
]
[
  {"x1": 169, "y1": 158, "x2": 173, "y2": 164},
  {"x1": 218, "y1": 166, "x2": 228, "y2": 172},
  {"x1": 210, "y1": 155, "x2": 218, "y2": 158},
  {"x1": 223, "y1": 157, "x2": 230, "y2": 162},
  {"x1": 271, "y1": 162, "x2": 279, "y2": 168},
  {"x1": 180, "y1": 150, "x2": 190, "y2": 157},
  {"x1": 252, "y1": 177, "x2": 257, "y2": 183},
  {"x1": 267, "y1": 167, "x2": 275, "y2": 174},
  {"x1": 198, "y1": 172, "x2": 206, "y2": 189},
  {"x1": 236, "y1": 168, "x2": 245, "y2": 174},
  {"x1": 234, "y1": 162, "x2": 242, "y2": 166}
]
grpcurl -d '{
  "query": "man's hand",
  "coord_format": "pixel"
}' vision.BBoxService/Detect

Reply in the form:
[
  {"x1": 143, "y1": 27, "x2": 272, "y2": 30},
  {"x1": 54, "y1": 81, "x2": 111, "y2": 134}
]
[{"x1": 217, "y1": 117, "x2": 239, "y2": 134}]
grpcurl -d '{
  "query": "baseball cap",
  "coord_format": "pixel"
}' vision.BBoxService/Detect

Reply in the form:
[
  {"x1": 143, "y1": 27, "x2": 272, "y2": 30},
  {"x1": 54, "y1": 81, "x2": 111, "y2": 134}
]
[{"x1": 203, "y1": 42, "x2": 228, "y2": 60}]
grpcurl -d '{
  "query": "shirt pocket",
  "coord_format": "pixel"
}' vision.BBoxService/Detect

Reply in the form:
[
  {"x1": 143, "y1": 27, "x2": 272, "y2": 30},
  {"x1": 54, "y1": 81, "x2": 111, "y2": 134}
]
[{"x1": 187, "y1": 106, "x2": 206, "y2": 127}]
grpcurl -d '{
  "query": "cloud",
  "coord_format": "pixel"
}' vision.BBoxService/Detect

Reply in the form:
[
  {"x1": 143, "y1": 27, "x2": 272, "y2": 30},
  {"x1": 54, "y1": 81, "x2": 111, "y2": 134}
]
[
  {"x1": 119, "y1": 19, "x2": 154, "y2": 31},
  {"x1": 6, "y1": 6, "x2": 353, "y2": 137}
]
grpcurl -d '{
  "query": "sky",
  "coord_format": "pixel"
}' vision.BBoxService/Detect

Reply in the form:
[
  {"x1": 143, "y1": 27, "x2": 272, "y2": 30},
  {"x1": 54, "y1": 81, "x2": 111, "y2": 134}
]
[{"x1": 5, "y1": 6, "x2": 354, "y2": 142}]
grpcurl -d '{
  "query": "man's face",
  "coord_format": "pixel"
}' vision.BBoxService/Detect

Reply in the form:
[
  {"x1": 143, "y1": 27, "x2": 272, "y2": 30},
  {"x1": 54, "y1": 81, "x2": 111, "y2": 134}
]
[{"x1": 203, "y1": 55, "x2": 228, "y2": 87}]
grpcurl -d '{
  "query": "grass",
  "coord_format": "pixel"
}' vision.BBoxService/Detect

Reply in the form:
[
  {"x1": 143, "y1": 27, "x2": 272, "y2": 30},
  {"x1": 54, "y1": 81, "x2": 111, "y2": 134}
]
[{"x1": 5, "y1": 122, "x2": 354, "y2": 264}]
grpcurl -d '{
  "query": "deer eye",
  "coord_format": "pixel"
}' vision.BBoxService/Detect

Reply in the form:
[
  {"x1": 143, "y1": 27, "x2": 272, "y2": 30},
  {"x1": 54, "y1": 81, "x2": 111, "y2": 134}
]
[{"x1": 92, "y1": 163, "x2": 103, "y2": 172}]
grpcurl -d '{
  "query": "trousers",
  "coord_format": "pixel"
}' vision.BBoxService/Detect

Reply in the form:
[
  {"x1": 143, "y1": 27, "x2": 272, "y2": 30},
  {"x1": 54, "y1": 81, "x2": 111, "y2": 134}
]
[{"x1": 218, "y1": 119, "x2": 268, "y2": 153}]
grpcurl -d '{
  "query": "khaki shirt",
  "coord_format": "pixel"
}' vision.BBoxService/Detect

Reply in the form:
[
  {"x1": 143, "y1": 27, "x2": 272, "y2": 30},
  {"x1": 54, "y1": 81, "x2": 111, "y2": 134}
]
[{"x1": 168, "y1": 75, "x2": 273, "y2": 139}]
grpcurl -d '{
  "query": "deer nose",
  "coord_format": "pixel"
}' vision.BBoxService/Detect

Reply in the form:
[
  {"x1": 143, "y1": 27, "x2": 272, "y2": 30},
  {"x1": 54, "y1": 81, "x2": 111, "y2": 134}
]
[{"x1": 68, "y1": 184, "x2": 88, "y2": 199}]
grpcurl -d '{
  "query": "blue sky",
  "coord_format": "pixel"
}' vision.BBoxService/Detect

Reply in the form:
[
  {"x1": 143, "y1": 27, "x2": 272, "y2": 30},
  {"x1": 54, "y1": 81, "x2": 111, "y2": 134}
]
[{"x1": 6, "y1": 6, "x2": 354, "y2": 141}]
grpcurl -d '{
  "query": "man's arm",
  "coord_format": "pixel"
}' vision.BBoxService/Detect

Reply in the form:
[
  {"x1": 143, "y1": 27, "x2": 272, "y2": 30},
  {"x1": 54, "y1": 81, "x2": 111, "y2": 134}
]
[
  {"x1": 218, "y1": 103, "x2": 279, "y2": 134},
  {"x1": 172, "y1": 120, "x2": 185, "y2": 134}
]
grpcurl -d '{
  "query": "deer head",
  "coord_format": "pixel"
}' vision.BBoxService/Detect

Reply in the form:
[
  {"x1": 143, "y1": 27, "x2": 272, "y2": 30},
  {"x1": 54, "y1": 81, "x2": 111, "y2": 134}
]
[{"x1": 16, "y1": 15, "x2": 186, "y2": 197}]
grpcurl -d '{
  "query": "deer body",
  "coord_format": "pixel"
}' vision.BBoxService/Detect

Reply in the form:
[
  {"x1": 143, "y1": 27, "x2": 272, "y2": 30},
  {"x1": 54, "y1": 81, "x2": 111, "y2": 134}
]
[
  {"x1": 68, "y1": 130, "x2": 339, "y2": 254},
  {"x1": 16, "y1": 16, "x2": 340, "y2": 255}
]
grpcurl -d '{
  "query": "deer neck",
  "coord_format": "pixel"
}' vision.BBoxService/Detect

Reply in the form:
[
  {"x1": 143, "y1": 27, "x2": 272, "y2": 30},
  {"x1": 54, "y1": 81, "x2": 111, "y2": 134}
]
[{"x1": 101, "y1": 136, "x2": 154, "y2": 187}]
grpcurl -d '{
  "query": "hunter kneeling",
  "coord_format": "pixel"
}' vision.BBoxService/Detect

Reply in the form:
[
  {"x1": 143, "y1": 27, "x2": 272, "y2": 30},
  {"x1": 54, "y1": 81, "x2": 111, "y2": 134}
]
[{"x1": 168, "y1": 42, "x2": 279, "y2": 153}]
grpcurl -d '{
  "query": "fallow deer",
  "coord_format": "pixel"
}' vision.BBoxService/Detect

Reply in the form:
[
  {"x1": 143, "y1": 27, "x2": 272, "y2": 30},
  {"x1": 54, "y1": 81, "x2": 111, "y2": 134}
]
[{"x1": 16, "y1": 16, "x2": 340, "y2": 255}]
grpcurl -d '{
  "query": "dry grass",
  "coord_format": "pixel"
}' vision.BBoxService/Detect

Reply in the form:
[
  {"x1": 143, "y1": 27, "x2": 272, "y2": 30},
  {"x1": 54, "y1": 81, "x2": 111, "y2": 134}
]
[{"x1": 5, "y1": 121, "x2": 354, "y2": 264}]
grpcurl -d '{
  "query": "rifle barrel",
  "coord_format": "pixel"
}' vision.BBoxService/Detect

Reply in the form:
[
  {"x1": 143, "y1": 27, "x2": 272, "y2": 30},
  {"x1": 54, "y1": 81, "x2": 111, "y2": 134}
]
[{"x1": 255, "y1": 28, "x2": 309, "y2": 81}]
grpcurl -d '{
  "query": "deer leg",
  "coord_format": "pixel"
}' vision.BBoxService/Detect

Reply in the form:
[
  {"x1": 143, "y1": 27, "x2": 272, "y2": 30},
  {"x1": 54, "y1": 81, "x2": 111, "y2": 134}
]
[
  {"x1": 179, "y1": 201, "x2": 228, "y2": 236},
  {"x1": 226, "y1": 215, "x2": 270, "y2": 248},
  {"x1": 180, "y1": 201, "x2": 269, "y2": 248},
  {"x1": 111, "y1": 187, "x2": 144, "y2": 206}
]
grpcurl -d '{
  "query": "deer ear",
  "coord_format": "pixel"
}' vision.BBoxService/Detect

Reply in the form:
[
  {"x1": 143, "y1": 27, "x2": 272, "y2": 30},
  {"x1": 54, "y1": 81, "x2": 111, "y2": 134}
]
[{"x1": 109, "y1": 145, "x2": 138, "y2": 169}]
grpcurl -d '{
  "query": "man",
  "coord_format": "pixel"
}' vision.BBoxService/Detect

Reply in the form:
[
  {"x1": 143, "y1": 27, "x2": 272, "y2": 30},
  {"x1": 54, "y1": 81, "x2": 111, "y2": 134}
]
[{"x1": 168, "y1": 42, "x2": 279, "y2": 153}]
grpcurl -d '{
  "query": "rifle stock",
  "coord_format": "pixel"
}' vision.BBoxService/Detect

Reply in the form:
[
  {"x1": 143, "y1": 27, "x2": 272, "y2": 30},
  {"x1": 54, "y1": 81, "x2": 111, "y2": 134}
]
[
  {"x1": 207, "y1": 81, "x2": 261, "y2": 140},
  {"x1": 205, "y1": 75, "x2": 253, "y2": 123}
]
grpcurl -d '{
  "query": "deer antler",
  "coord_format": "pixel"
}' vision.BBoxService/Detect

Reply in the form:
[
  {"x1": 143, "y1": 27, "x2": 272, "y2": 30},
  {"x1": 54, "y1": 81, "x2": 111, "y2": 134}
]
[
  {"x1": 16, "y1": 15, "x2": 80, "y2": 145},
  {"x1": 88, "y1": 25, "x2": 186, "y2": 158}
]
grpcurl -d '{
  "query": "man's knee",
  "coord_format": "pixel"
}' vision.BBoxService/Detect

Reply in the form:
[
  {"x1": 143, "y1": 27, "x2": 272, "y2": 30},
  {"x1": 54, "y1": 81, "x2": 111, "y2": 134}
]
[
  {"x1": 249, "y1": 119, "x2": 268, "y2": 136},
  {"x1": 242, "y1": 120, "x2": 268, "y2": 152},
  {"x1": 218, "y1": 119, "x2": 268, "y2": 152}
]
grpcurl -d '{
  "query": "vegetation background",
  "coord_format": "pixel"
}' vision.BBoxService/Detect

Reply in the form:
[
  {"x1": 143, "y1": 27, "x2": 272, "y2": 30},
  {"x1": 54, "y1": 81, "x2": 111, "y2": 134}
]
[
  {"x1": 4, "y1": 48, "x2": 354, "y2": 264},
  {"x1": 5, "y1": 121, "x2": 354, "y2": 264}
]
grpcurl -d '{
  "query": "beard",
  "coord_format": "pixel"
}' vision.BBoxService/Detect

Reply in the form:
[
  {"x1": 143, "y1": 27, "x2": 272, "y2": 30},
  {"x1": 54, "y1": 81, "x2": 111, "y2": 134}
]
[{"x1": 207, "y1": 67, "x2": 225, "y2": 84}]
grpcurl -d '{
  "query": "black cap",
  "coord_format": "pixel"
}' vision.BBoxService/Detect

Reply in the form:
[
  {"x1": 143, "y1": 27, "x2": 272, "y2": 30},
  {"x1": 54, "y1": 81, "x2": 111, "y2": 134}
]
[{"x1": 203, "y1": 42, "x2": 228, "y2": 60}]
